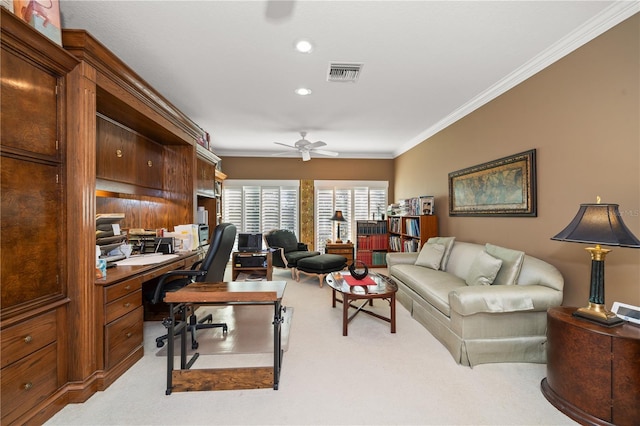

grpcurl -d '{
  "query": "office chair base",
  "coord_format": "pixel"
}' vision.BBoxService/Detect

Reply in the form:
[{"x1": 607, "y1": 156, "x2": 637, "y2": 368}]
[{"x1": 156, "y1": 314, "x2": 228, "y2": 349}]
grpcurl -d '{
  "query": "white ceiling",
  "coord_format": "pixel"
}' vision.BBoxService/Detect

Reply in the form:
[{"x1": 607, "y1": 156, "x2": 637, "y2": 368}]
[{"x1": 59, "y1": 1, "x2": 638, "y2": 160}]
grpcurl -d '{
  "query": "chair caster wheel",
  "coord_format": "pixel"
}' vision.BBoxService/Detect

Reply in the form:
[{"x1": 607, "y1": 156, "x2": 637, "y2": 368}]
[
  {"x1": 156, "y1": 341, "x2": 165, "y2": 348},
  {"x1": 191, "y1": 342, "x2": 199, "y2": 350},
  {"x1": 223, "y1": 326, "x2": 228, "y2": 333}
]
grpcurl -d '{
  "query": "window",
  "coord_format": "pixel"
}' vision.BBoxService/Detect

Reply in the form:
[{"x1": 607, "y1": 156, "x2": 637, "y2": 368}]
[
  {"x1": 223, "y1": 180, "x2": 300, "y2": 247},
  {"x1": 315, "y1": 181, "x2": 388, "y2": 253}
]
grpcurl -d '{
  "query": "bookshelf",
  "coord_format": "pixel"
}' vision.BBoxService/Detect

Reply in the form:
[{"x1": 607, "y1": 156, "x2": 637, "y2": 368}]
[
  {"x1": 356, "y1": 220, "x2": 389, "y2": 267},
  {"x1": 388, "y1": 215, "x2": 438, "y2": 253}
]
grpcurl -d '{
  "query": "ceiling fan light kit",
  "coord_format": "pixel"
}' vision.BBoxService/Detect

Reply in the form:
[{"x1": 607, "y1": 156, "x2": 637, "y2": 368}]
[{"x1": 273, "y1": 132, "x2": 339, "y2": 161}]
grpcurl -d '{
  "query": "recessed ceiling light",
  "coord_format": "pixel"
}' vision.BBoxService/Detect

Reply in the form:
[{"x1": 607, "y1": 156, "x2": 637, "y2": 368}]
[
  {"x1": 295, "y1": 87, "x2": 312, "y2": 96},
  {"x1": 294, "y1": 39, "x2": 314, "y2": 53}
]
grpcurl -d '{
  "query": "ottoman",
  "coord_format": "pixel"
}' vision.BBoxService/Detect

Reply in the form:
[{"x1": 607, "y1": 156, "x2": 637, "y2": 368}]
[{"x1": 296, "y1": 254, "x2": 347, "y2": 287}]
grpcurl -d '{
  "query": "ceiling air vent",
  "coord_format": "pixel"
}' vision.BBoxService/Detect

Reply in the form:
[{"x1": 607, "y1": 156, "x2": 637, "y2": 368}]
[{"x1": 327, "y1": 62, "x2": 363, "y2": 83}]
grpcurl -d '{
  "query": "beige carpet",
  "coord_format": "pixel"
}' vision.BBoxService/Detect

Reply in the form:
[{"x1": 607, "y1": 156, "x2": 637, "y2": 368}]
[{"x1": 155, "y1": 304, "x2": 292, "y2": 356}]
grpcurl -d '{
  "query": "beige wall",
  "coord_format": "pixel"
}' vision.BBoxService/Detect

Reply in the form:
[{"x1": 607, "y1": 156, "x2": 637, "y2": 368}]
[
  {"x1": 221, "y1": 157, "x2": 395, "y2": 201},
  {"x1": 395, "y1": 14, "x2": 640, "y2": 307}
]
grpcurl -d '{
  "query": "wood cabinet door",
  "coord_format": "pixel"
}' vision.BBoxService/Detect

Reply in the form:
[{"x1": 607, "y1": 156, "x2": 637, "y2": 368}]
[
  {"x1": 1, "y1": 157, "x2": 64, "y2": 310},
  {"x1": 1, "y1": 48, "x2": 59, "y2": 158}
]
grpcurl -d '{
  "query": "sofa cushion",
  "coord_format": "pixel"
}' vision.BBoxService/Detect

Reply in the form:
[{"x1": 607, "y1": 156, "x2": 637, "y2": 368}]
[
  {"x1": 390, "y1": 264, "x2": 466, "y2": 317},
  {"x1": 485, "y1": 243, "x2": 525, "y2": 286},
  {"x1": 426, "y1": 237, "x2": 456, "y2": 270},
  {"x1": 415, "y1": 243, "x2": 445, "y2": 270},
  {"x1": 465, "y1": 251, "x2": 503, "y2": 286}
]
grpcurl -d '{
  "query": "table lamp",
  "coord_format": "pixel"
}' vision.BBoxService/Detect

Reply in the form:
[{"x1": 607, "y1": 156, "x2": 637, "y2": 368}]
[
  {"x1": 331, "y1": 210, "x2": 347, "y2": 243},
  {"x1": 551, "y1": 198, "x2": 640, "y2": 326}
]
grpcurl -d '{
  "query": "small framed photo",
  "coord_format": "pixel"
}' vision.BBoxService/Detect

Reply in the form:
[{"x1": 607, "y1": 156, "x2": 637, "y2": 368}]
[{"x1": 420, "y1": 196, "x2": 435, "y2": 215}]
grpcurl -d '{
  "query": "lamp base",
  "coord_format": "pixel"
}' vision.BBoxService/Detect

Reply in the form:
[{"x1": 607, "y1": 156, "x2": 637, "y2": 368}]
[
  {"x1": 335, "y1": 239, "x2": 343, "y2": 243},
  {"x1": 573, "y1": 302, "x2": 623, "y2": 327}
]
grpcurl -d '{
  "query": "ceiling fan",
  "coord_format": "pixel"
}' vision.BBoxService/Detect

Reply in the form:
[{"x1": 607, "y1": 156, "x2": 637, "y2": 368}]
[{"x1": 273, "y1": 132, "x2": 338, "y2": 161}]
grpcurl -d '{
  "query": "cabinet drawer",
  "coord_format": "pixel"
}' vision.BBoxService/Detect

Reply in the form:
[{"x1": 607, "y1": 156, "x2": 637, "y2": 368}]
[
  {"x1": 1, "y1": 310, "x2": 56, "y2": 369},
  {"x1": 329, "y1": 249, "x2": 353, "y2": 254},
  {"x1": 1, "y1": 343, "x2": 57, "y2": 425},
  {"x1": 105, "y1": 306, "x2": 143, "y2": 369},
  {"x1": 105, "y1": 276, "x2": 142, "y2": 303},
  {"x1": 105, "y1": 290, "x2": 141, "y2": 324}
]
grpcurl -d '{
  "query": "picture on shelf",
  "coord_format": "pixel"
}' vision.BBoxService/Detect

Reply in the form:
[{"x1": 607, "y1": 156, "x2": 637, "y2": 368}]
[
  {"x1": 13, "y1": 0, "x2": 62, "y2": 45},
  {"x1": 420, "y1": 196, "x2": 435, "y2": 215}
]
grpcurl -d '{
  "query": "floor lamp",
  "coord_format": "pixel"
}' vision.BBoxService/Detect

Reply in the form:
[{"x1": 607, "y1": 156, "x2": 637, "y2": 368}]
[{"x1": 551, "y1": 199, "x2": 640, "y2": 326}]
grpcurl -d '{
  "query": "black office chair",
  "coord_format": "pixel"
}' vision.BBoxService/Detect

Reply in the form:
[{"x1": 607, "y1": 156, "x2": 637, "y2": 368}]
[{"x1": 151, "y1": 222, "x2": 237, "y2": 349}]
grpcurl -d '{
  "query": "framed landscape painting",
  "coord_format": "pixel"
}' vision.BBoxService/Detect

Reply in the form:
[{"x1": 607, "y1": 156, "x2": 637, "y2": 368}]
[{"x1": 448, "y1": 149, "x2": 537, "y2": 217}]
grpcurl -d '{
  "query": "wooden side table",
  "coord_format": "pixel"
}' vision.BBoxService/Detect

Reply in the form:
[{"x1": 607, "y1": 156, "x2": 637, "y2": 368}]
[
  {"x1": 541, "y1": 306, "x2": 640, "y2": 426},
  {"x1": 326, "y1": 242, "x2": 354, "y2": 266},
  {"x1": 231, "y1": 250, "x2": 273, "y2": 281}
]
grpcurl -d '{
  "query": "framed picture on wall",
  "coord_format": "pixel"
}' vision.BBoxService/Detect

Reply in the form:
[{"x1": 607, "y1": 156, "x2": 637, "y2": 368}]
[{"x1": 448, "y1": 149, "x2": 537, "y2": 217}]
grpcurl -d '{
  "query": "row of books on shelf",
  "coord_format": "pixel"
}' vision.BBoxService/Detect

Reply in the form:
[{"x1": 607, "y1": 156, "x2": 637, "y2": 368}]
[
  {"x1": 356, "y1": 250, "x2": 387, "y2": 266},
  {"x1": 356, "y1": 234, "x2": 388, "y2": 250},
  {"x1": 388, "y1": 216, "x2": 421, "y2": 237},
  {"x1": 356, "y1": 220, "x2": 387, "y2": 235},
  {"x1": 389, "y1": 235, "x2": 421, "y2": 252}
]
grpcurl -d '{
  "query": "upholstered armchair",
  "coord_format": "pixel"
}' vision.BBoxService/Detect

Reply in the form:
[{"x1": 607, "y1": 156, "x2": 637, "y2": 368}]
[{"x1": 264, "y1": 229, "x2": 320, "y2": 278}]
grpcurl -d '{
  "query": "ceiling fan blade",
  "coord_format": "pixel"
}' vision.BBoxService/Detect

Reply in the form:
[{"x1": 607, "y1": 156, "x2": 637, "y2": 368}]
[
  {"x1": 274, "y1": 142, "x2": 296, "y2": 149},
  {"x1": 307, "y1": 141, "x2": 327, "y2": 149},
  {"x1": 313, "y1": 149, "x2": 339, "y2": 157},
  {"x1": 301, "y1": 150, "x2": 311, "y2": 161},
  {"x1": 271, "y1": 151, "x2": 295, "y2": 157}
]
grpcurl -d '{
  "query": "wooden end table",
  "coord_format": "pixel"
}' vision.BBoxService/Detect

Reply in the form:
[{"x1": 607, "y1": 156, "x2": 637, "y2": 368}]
[{"x1": 541, "y1": 306, "x2": 640, "y2": 425}]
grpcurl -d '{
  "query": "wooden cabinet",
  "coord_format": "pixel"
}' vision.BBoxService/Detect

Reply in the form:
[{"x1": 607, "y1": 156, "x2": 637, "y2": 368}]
[
  {"x1": 326, "y1": 243, "x2": 355, "y2": 265},
  {"x1": 196, "y1": 146, "x2": 225, "y2": 229},
  {"x1": 541, "y1": 306, "x2": 640, "y2": 425},
  {"x1": 388, "y1": 215, "x2": 438, "y2": 252},
  {"x1": 96, "y1": 116, "x2": 165, "y2": 190},
  {"x1": 0, "y1": 8, "x2": 78, "y2": 425}
]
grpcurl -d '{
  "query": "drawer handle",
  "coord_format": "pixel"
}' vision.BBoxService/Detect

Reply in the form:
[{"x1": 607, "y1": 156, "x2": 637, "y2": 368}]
[
  {"x1": 124, "y1": 285, "x2": 131, "y2": 290},
  {"x1": 23, "y1": 382, "x2": 33, "y2": 391},
  {"x1": 24, "y1": 335, "x2": 33, "y2": 344},
  {"x1": 147, "y1": 160, "x2": 153, "y2": 167},
  {"x1": 116, "y1": 149, "x2": 123, "y2": 158},
  {"x1": 124, "y1": 302, "x2": 131, "y2": 308},
  {"x1": 126, "y1": 332, "x2": 132, "y2": 338}
]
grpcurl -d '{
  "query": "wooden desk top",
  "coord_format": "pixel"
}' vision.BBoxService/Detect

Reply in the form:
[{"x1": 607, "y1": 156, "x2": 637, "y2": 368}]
[
  {"x1": 95, "y1": 251, "x2": 202, "y2": 286},
  {"x1": 164, "y1": 281, "x2": 287, "y2": 304}
]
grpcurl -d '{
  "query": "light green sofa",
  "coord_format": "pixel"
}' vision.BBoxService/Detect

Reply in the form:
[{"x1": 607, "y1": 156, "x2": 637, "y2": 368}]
[{"x1": 386, "y1": 240, "x2": 564, "y2": 367}]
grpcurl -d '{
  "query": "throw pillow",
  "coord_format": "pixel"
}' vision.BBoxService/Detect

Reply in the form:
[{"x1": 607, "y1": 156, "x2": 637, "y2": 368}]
[
  {"x1": 426, "y1": 236, "x2": 456, "y2": 270},
  {"x1": 465, "y1": 251, "x2": 503, "y2": 286},
  {"x1": 485, "y1": 243, "x2": 525, "y2": 286},
  {"x1": 415, "y1": 243, "x2": 445, "y2": 270}
]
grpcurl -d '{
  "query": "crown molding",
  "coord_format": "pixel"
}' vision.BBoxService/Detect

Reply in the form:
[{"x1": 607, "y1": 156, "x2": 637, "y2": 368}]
[{"x1": 394, "y1": 1, "x2": 640, "y2": 158}]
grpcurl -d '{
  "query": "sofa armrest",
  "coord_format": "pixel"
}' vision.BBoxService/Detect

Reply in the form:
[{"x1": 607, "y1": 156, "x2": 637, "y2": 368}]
[
  {"x1": 449, "y1": 284, "x2": 563, "y2": 316},
  {"x1": 386, "y1": 252, "x2": 419, "y2": 267}
]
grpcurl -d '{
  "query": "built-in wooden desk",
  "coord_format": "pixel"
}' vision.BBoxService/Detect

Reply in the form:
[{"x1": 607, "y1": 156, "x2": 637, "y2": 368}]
[
  {"x1": 164, "y1": 281, "x2": 287, "y2": 394},
  {"x1": 93, "y1": 250, "x2": 202, "y2": 389}
]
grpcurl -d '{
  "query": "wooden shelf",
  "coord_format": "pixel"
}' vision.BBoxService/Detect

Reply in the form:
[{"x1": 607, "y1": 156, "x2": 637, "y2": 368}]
[{"x1": 388, "y1": 215, "x2": 438, "y2": 252}]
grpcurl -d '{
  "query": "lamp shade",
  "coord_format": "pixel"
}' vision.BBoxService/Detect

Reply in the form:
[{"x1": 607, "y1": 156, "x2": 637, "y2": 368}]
[
  {"x1": 551, "y1": 203, "x2": 640, "y2": 248},
  {"x1": 330, "y1": 210, "x2": 346, "y2": 222}
]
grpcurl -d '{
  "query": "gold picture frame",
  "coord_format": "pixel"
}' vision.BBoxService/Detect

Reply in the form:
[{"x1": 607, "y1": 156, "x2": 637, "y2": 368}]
[{"x1": 448, "y1": 149, "x2": 537, "y2": 217}]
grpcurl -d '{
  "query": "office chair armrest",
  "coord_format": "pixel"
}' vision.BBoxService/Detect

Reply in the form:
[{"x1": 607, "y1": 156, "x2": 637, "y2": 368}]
[
  {"x1": 153, "y1": 269, "x2": 207, "y2": 304},
  {"x1": 190, "y1": 260, "x2": 203, "y2": 270}
]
